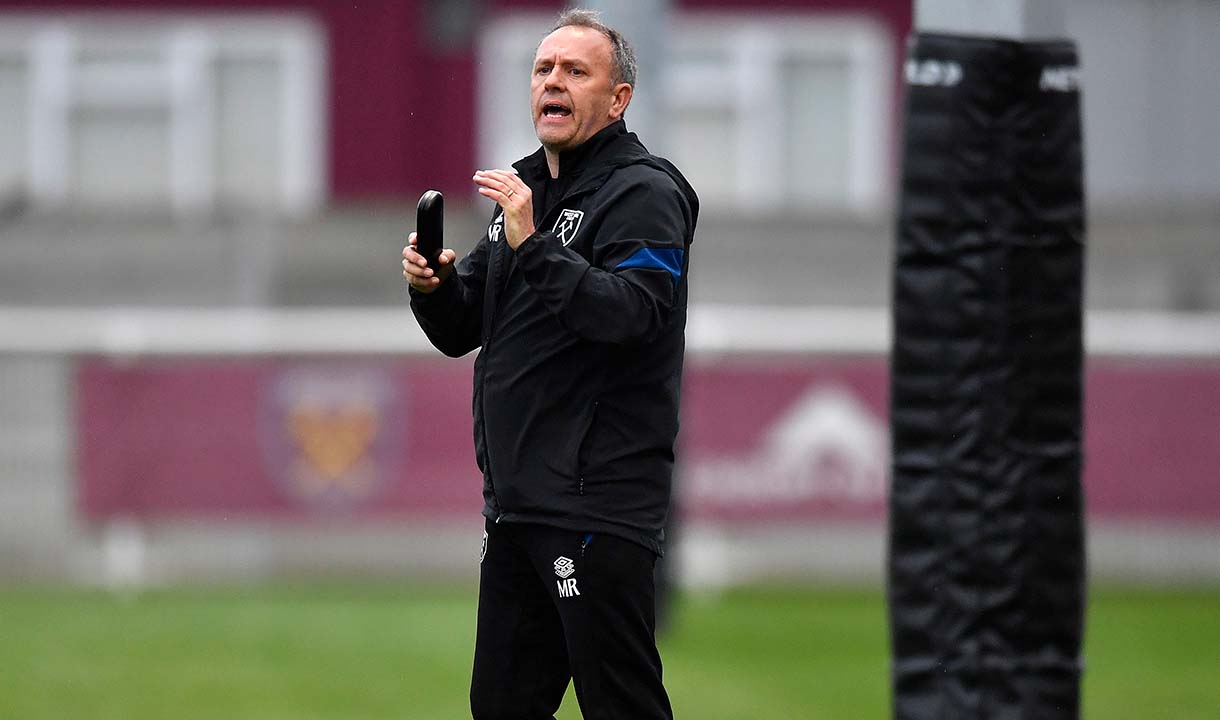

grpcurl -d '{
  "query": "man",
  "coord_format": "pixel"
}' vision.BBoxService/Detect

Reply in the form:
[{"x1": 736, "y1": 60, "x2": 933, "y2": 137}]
[{"x1": 402, "y1": 9, "x2": 697, "y2": 719}]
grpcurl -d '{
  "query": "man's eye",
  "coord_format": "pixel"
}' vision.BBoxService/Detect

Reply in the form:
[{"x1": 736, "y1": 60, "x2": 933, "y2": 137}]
[
  {"x1": 536, "y1": 66, "x2": 551, "y2": 75},
  {"x1": 570, "y1": 68, "x2": 584, "y2": 76}
]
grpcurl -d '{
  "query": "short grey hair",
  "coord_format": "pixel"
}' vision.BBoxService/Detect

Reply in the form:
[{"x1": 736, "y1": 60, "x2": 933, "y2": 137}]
[{"x1": 551, "y1": 8, "x2": 637, "y2": 88}]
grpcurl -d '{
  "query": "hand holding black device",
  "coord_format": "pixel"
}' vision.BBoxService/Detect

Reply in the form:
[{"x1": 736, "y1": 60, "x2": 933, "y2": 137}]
[{"x1": 416, "y1": 190, "x2": 444, "y2": 271}]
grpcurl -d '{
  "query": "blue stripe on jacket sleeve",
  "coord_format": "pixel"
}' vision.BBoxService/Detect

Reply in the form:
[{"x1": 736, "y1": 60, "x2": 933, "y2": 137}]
[{"x1": 615, "y1": 247, "x2": 685, "y2": 283}]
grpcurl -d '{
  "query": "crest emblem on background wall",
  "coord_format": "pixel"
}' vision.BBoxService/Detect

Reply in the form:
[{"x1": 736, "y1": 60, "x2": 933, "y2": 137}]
[
  {"x1": 552, "y1": 209, "x2": 584, "y2": 246},
  {"x1": 261, "y1": 365, "x2": 401, "y2": 512}
]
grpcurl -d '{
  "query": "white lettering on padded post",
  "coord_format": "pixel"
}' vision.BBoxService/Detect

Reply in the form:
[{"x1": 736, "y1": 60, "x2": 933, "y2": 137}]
[
  {"x1": 1040, "y1": 66, "x2": 1080, "y2": 93},
  {"x1": 905, "y1": 59, "x2": 963, "y2": 88}
]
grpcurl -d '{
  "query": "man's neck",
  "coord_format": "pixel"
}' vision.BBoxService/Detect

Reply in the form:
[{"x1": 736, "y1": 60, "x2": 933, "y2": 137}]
[{"x1": 542, "y1": 120, "x2": 624, "y2": 179}]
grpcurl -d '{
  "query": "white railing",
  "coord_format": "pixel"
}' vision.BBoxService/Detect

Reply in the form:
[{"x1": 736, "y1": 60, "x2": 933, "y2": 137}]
[{"x1": 2, "y1": 305, "x2": 1219, "y2": 358}]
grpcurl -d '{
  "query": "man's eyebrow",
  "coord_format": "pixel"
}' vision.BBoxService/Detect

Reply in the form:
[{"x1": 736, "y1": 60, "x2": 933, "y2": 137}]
[{"x1": 534, "y1": 57, "x2": 588, "y2": 70}]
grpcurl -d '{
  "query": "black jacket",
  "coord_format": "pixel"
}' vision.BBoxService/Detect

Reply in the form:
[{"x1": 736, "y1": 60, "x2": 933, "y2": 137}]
[{"x1": 410, "y1": 121, "x2": 698, "y2": 554}]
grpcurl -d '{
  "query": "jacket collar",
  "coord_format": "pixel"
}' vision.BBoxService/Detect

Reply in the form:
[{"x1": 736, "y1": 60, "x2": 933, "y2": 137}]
[{"x1": 513, "y1": 119, "x2": 641, "y2": 185}]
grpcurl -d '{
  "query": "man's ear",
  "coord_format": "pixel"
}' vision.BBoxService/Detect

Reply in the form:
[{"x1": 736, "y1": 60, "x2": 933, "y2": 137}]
[{"x1": 608, "y1": 83, "x2": 633, "y2": 120}]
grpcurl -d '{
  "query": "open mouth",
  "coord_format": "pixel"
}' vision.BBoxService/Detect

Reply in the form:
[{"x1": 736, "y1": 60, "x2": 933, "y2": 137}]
[{"x1": 541, "y1": 102, "x2": 572, "y2": 118}]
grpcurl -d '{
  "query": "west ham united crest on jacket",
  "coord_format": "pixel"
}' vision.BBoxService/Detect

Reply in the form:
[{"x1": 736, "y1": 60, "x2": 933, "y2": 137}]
[{"x1": 552, "y1": 209, "x2": 584, "y2": 246}]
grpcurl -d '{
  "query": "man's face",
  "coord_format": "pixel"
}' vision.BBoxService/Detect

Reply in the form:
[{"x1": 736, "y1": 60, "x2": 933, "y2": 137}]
[{"x1": 531, "y1": 26, "x2": 627, "y2": 153}]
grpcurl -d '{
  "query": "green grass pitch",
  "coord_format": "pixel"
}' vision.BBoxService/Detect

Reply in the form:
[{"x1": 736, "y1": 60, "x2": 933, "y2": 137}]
[{"x1": 1, "y1": 585, "x2": 1216, "y2": 719}]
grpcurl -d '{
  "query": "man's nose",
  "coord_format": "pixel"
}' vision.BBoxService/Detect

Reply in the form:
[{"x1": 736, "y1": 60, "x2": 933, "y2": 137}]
[{"x1": 543, "y1": 69, "x2": 563, "y2": 90}]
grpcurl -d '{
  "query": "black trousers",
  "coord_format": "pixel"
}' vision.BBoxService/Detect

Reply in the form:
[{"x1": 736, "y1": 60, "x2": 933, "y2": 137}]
[{"x1": 469, "y1": 519, "x2": 673, "y2": 720}]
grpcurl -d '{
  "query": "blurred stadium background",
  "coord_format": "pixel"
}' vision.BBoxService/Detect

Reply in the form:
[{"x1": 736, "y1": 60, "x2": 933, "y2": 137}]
[{"x1": 0, "y1": 1, "x2": 1217, "y2": 718}]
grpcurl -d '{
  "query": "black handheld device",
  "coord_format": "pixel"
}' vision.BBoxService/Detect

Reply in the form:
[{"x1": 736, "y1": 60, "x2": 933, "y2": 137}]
[{"x1": 416, "y1": 190, "x2": 444, "y2": 271}]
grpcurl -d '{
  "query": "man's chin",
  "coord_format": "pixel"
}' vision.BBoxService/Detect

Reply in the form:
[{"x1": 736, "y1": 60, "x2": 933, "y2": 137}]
[{"x1": 536, "y1": 127, "x2": 577, "y2": 152}]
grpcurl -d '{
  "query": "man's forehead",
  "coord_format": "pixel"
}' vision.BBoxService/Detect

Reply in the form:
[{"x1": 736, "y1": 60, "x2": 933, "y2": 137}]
[{"x1": 534, "y1": 26, "x2": 612, "y2": 65}]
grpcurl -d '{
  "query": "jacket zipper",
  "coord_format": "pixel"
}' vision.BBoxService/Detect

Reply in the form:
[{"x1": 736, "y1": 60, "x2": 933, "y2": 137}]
[
  {"x1": 577, "y1": 399, "x2": 597, "y2": 498},
  {"x1": 482, "y1": 389, "x2": 501, "y2": 522},
  {"x1": 480, "y1": 225, "x2": 522, "y2": 522},
  {"x1": 481, "y1": 174, "x2": 604, "y2": 521},
  {"x1": 478, "y1": 314, "x2": 501, "y2": 520}
]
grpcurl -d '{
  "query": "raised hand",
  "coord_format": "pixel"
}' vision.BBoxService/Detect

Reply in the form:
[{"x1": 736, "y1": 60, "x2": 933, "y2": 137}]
[{"x1": 474, "y1": 169, "x2": 536, "y2": 250}]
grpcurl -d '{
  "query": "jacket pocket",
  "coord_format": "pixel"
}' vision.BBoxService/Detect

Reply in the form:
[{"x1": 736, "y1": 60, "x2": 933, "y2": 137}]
[{"x1": 575, "y1": 400, "x2": 600, "y2": 495}]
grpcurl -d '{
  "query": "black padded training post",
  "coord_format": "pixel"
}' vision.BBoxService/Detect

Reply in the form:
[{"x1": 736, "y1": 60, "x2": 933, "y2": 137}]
[{"x1": 889, "y1": 34, "x2": 1086, "y2": 720}]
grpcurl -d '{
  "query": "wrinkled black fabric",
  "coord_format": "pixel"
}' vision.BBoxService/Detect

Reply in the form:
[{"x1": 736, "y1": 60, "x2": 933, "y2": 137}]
[
  {"x1": 889, "y1": 33, "x2": 1086, "y2": 720},
  {"x1": 410, "y1": 121, "x2": 698, "y2": 556}
]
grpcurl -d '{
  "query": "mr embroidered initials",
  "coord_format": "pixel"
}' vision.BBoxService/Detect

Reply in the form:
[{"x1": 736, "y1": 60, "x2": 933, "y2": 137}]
[
  {"x1": 557, "y1": 577, "x2": 581, "y2": 598},
  {"x1": 554, "y1": 556, "x2": 580, "y2": 597}
]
